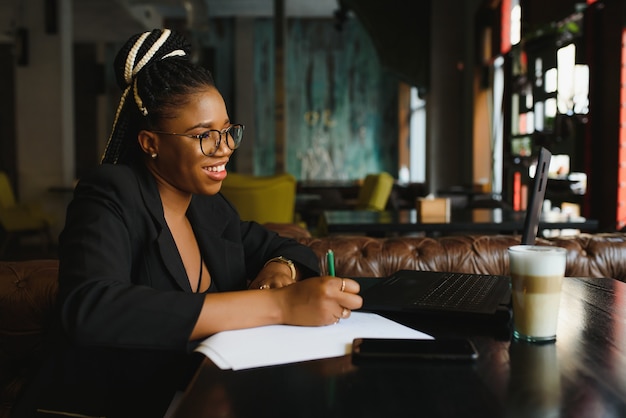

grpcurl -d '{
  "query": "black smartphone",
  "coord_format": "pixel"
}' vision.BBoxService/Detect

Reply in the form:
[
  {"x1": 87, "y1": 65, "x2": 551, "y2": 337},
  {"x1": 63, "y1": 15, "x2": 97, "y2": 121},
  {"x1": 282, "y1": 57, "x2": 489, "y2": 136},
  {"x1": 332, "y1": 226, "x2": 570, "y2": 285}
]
[{"x1": 352, "y1": 338, "x2": 479, "y2": 363}]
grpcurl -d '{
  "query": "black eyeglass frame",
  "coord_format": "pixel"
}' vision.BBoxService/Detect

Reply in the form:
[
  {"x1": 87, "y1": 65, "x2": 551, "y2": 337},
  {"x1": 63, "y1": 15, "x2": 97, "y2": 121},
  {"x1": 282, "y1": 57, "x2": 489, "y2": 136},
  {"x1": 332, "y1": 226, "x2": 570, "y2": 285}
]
[{"x1": 150, "y1": 124, "x2": 244, "y2": 156}]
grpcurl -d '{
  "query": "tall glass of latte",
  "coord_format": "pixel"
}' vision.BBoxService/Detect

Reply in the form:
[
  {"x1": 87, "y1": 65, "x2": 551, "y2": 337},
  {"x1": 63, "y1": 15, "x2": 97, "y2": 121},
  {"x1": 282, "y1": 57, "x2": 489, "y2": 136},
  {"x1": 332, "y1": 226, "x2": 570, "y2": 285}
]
[{"x1": 507, "y1": 245, "x2": 567, "y2": 343}]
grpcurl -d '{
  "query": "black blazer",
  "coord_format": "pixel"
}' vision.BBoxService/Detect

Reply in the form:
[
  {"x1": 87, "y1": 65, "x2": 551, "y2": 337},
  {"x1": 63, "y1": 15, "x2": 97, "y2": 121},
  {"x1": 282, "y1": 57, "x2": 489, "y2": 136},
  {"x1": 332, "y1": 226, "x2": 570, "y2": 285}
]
[
  {"x1": 57, "y1": 162, "x2": 319, "y2": 351},
  {"x1": 12, "y1": 163, "x2": 320, "y2": 418}
]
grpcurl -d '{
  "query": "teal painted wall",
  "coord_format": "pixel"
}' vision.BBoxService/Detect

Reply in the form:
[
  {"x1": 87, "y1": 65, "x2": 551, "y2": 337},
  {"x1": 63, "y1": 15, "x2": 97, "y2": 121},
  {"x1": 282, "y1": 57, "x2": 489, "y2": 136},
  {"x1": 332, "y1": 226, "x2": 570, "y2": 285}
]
[
  {"x1": 208, "y1": 17, "x2": 399, "y2": 180},
  {"x1": 252, "y1": 20, "x2": 277, "y2": 175}
]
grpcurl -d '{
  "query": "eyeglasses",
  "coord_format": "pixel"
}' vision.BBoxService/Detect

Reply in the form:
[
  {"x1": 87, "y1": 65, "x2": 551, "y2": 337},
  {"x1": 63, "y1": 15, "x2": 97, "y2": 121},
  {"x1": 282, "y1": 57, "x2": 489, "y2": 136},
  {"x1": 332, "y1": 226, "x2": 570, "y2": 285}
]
[{"x1": 151, "y1": 124, "x2": 244, "y2": 156}]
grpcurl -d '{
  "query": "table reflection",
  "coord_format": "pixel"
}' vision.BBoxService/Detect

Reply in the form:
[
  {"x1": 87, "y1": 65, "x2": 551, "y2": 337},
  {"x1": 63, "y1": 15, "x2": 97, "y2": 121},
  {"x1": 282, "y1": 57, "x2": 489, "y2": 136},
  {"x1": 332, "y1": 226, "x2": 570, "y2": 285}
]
[{"x1": 507, "y1": 343, "x2": 560, "y2": 418}]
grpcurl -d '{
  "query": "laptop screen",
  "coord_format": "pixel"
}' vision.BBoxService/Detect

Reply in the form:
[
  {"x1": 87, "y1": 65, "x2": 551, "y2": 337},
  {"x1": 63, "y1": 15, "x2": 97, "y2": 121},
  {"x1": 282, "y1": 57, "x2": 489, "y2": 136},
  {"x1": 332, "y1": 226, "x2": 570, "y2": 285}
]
[{"x1": 521, "y1": 147, "x2": 552, "y2": 245}]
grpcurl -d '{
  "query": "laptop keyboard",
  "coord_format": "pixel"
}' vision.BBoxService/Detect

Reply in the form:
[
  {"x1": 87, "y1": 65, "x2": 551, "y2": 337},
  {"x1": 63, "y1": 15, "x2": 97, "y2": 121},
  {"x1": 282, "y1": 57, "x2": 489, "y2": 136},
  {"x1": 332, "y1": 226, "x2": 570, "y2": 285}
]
[{"x1": 411, "y1": 272, "x2": 500, "y2": 310}]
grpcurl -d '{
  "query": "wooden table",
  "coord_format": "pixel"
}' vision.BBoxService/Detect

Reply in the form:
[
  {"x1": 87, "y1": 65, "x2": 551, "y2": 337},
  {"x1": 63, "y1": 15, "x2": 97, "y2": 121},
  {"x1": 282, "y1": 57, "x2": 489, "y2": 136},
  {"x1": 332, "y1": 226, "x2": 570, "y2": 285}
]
[
  {"x1": 320, "y1": 208, "x2": 599, "y2": 237},
  {"x1": 172, "y1": 276, "x2": 626, "y2": 418}
]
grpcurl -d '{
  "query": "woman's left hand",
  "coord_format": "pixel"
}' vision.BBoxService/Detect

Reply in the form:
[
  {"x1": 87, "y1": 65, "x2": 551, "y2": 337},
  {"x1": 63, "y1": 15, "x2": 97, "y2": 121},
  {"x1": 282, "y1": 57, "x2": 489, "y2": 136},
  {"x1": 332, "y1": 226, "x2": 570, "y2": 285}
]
[{"x1": 248, "y1": 261, "x2": 297, "y2": 290}]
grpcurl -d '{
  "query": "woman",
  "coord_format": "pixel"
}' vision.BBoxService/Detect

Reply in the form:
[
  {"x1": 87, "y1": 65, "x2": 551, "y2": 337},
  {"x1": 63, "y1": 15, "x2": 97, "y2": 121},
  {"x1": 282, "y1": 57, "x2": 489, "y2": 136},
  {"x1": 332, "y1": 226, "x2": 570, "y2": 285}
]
[{"x1": 13, "y1": 29, "x2": 361, "y2": 417}]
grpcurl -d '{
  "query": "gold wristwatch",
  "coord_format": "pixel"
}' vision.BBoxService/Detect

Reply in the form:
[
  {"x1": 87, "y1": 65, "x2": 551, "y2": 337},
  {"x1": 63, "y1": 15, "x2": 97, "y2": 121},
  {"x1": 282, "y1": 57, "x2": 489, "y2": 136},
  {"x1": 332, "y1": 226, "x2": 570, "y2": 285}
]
[{"x1": 264, "y1": 256, "x2": 297, "y2": 281}]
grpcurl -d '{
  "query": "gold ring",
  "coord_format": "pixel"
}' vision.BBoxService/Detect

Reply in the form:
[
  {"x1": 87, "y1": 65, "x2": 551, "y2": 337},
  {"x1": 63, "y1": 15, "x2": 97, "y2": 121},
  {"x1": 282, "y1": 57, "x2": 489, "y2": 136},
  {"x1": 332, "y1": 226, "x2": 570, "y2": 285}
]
[
  {"x1": 259, "y1": 284, "x2": 270, "y2": 290},
  {"x1": 340, "y1": 279, "x2": 346, "y2": 292}
]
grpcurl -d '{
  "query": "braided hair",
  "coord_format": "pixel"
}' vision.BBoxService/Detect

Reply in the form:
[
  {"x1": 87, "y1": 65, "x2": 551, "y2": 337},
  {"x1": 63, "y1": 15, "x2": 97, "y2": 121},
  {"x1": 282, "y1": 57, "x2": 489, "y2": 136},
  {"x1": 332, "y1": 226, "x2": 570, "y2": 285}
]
[{"x1": 101, "y1": 29, "x2": 216, "y2": 164}]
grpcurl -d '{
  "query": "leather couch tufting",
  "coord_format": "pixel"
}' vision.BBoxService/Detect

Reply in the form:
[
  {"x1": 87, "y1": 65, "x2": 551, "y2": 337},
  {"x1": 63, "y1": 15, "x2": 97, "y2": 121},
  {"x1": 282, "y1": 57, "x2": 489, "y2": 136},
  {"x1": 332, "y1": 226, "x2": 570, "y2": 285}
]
[{"x1": 3, "y1": 232, "x2": 626, "y2": 417}]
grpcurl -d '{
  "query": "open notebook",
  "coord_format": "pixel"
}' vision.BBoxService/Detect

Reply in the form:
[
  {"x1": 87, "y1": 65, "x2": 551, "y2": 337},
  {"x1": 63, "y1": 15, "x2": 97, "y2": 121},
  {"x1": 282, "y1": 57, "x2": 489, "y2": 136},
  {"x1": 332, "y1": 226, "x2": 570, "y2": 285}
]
[{"x1": 359, "y1": 148, "x2": 552, "y2": 322}]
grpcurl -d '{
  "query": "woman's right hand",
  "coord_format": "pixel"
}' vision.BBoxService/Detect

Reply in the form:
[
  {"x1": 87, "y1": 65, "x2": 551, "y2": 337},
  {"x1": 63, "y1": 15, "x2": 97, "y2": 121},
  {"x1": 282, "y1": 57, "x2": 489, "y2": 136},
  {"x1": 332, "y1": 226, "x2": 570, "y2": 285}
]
[
  {"x1": 191, "y1": 276, "x2": 363, "y2": 339},
  {"x1": 275, "y1": 276, "x2": 363, "y2": 326}
]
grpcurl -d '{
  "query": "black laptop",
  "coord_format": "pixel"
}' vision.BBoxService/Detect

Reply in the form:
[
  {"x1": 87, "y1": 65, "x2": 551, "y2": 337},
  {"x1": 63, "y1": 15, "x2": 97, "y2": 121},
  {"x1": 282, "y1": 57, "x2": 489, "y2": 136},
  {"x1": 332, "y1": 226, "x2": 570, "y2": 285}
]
[{"x1": 359, "y1": 147, "x2": 552, "y2": 321}]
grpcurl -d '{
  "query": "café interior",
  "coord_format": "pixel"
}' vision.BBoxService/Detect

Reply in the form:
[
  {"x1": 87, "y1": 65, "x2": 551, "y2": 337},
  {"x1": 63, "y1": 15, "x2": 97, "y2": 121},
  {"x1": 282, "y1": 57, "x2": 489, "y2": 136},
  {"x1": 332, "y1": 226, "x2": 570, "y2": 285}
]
[
  {"x1": 0, "y1": 0, "x2": 625, "y2": 259},
  {"x1": 4, "y1": 2, "x2": 626, "y2": 417}
]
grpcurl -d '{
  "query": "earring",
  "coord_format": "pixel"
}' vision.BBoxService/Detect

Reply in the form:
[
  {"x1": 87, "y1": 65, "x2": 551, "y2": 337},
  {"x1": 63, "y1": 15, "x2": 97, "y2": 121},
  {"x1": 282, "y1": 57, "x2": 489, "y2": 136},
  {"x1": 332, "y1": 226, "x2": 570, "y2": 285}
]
[{"x1": 151, "y1": 152, "x2": 157, "y2": 159}]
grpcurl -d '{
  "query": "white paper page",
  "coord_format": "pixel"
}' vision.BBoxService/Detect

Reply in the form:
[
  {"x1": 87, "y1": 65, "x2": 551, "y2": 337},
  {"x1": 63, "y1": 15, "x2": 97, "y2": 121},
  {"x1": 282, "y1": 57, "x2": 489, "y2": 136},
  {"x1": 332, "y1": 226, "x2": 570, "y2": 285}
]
[{"x1": 195, "y1": 312, "x2": 432, "y2": 370}]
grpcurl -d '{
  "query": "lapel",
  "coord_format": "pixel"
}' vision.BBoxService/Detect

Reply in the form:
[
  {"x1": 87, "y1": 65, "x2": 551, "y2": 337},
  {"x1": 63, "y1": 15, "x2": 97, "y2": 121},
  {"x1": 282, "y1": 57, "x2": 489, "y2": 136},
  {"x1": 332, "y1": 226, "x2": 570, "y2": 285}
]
[
  {"x1": 187, "y1": 195, "x2": 238, "y2": 292},
  {"x1": 132, "y1": 163, "x2": 191, "y2": 291}
]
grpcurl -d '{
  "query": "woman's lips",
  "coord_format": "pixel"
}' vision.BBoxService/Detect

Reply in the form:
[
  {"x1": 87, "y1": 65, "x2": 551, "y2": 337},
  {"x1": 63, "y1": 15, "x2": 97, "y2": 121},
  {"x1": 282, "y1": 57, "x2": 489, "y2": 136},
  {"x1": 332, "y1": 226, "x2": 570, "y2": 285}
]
[{"x1": 203, "y1": 163, "x2": 227, "y2": 181}]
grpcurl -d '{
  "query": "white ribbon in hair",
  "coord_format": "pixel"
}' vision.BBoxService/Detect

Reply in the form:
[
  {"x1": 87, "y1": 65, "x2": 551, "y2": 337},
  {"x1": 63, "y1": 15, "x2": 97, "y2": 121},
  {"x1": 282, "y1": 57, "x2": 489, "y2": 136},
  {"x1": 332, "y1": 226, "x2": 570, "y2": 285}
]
[{"x1": 162, "y1": 50, "x2": 186, "y2": 59}]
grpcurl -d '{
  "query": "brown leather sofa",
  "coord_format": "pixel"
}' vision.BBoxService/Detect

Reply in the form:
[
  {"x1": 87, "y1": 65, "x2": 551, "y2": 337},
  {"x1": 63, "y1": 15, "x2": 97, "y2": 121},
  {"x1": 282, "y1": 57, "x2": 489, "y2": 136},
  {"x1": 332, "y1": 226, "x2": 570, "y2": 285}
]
[
  {"x1": 299, "y1": 233, "x2": 626, "y2": 281},
  {"x1": 3, "y1": 232, "x2": 626, "y2": 417}
]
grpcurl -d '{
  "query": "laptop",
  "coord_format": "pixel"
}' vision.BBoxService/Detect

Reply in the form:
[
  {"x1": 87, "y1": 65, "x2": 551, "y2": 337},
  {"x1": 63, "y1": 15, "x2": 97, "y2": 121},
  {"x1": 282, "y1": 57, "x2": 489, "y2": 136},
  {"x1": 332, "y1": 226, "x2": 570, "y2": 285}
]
[
  {"x1": 359, "y1": 147, "x2": 552, "y2": 322},
  {"x1": 521, "y1": 146, "x2": 551, "y2": 245}
]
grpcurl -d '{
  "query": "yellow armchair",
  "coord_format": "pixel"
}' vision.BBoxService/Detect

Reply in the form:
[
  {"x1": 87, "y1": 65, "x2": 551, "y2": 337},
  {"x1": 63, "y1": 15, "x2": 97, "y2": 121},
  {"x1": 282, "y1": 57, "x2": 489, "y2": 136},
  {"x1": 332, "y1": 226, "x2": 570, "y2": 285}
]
[
  {"x1": 0, "y1": 172, "x2": 54, "y2": 257},
  {"x1": 220, "y1": 173, "x2": 297, "y2": 224},
  {"x1": 355, "y1": 172, "x2": 394, "y2": 211}
]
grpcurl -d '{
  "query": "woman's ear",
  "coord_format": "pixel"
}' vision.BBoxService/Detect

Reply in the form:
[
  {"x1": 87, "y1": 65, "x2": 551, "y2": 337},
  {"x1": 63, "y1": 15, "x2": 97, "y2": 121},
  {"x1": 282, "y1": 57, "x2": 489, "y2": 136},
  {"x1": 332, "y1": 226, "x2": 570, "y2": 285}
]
[{"x1": 138, "y1": 130, "x2": 158, "y2": 157}]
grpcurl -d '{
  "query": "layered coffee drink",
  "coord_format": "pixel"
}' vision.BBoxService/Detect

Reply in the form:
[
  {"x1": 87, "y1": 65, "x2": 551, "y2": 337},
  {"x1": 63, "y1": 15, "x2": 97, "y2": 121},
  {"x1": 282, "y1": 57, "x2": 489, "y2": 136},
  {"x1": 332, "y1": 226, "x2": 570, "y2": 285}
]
[{"x1": 508, "y1": 245, "x2": 567, "y2": 342}]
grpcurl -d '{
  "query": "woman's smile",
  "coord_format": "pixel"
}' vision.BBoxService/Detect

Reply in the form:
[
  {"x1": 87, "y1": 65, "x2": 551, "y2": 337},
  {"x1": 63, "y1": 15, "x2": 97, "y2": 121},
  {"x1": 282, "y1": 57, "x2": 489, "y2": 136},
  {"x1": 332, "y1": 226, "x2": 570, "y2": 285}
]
[{"x1": 202, "y1": 162, "x2": 228, "y2": 181}]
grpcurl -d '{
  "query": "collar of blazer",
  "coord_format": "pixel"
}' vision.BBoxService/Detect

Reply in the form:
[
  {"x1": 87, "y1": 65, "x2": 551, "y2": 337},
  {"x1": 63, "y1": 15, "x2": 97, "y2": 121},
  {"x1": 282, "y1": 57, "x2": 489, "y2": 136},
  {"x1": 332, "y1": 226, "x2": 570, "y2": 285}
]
[{"x1": 131, "y1": 162, "x2": 238, "y2": 292}]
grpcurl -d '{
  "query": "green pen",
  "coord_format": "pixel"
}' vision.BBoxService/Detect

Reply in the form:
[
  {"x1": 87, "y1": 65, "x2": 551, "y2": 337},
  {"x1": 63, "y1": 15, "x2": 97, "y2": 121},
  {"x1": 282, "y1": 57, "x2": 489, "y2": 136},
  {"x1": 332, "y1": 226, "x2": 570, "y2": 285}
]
[{"x1": 326, "y1": 249, "x2": 335, "y2": 277}]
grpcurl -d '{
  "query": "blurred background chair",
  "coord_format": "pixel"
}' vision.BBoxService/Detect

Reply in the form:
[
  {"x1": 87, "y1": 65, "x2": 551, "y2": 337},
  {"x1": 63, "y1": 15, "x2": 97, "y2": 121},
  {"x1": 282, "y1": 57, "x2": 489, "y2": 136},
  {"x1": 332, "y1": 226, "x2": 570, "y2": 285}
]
[
  {"x1": 0, "y1": 172, "x2": 55, "y2": 258},
  {"x1": 220, "y1": 173, "x2": 297, "y2": 224},
  {"x1": 355, "y1": 172, "x2": 394, "y2": 211}
]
